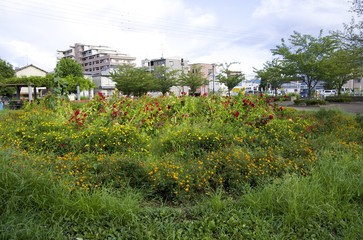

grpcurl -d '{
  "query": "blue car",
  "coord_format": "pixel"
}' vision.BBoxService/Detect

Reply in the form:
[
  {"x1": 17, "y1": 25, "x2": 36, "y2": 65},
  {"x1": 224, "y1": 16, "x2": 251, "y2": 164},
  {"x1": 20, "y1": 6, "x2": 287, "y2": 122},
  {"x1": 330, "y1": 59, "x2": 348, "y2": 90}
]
[{"x1": 300, "y1": 89, "x2": 309, "y2": 98}]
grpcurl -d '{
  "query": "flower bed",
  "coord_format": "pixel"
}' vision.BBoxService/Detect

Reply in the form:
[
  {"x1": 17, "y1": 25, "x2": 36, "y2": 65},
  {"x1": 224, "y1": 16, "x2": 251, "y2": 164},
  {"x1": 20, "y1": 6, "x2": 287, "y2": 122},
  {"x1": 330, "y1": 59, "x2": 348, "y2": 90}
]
[{"x1": 1, "y1": 93, "x2": 360, "y2": 200}]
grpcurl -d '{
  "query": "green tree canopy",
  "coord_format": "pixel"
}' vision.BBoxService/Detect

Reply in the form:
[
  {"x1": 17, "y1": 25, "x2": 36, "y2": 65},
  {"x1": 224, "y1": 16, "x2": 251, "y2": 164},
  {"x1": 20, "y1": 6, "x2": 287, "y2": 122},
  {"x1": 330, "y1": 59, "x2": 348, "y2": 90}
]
[
  {"x1": 0, "y1": 58, "x2": 16, "y2": 97},
  {"x1": 180, "y1": 66, "x2": 208, "y2": 95},
  {"x1": 272, "y1": 31, "x2": 338, "y2": 98},
  {"x1": 321, "y1": 48, "x2": 362, "y2": 94},
  {"x1": 153, "y1": 66, "x2": 180, "y2": 95},
  {"x1": 53, "y1": 58, "x2": 93, "y2": 95},
  {"x1": 111, "y1": 64, "x2": 157, "y2": 97},
  {"x1": 254, "y1": 59, "x2": 295, "y2": 95},
  {"x1": 217, "y1": 62, "x2": 245, "y2": 96},
  {"x1": 0, "y1": 59, "x2": 15, "y2": 79},
  {"x1": 54, "y1": 58, "x2": 83, "y2": 78}
]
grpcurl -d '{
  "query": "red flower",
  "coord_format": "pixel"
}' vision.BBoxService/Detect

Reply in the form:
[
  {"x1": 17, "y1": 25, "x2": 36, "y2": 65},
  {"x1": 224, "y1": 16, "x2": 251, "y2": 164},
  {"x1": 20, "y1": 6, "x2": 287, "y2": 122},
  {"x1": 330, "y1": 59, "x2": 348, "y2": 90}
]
[
  {"x1": 74, "y1": 110, "x2": 80, "y2": 116},
  {"x1": 269, "y1": 114, "x2": 274, "y2": 119},
  {"x1": 233, "y1": 111, "x2": 240, "y2": 117},
  {"x1": 97, "y1": 92, "x2": 106, "y2": 100}
]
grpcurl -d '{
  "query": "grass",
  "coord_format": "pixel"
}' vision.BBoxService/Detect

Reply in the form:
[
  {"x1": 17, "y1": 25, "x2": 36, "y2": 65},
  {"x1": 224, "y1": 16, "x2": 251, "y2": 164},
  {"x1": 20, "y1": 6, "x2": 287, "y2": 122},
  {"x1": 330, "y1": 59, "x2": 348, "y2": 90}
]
[{"x1": 0, "y1": 140, "x2": 362, "y2": 239}]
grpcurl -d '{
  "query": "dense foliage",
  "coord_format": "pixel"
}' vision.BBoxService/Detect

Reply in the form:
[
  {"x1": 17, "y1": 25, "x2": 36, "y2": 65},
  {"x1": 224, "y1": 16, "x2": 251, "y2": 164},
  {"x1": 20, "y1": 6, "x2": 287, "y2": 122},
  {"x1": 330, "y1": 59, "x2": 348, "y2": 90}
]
[
  {"x1": 0, "y1": 58, "x2": 16, "y2": 96},
  {"x1": 54, "y1": 58, "x2": 94, "y2": 95},
  {"x1": 180, "y1": 66, "x2": 209, "y2": 95},
  {"x1": 0, "y1": 94, "x2": 362, "y2": 239},
  {"x1": 111, "y1": 64, "x2": 158, "y2": 96},
  {"x1": 217, "y1": 62, "x2": 246, "y2": 96}
]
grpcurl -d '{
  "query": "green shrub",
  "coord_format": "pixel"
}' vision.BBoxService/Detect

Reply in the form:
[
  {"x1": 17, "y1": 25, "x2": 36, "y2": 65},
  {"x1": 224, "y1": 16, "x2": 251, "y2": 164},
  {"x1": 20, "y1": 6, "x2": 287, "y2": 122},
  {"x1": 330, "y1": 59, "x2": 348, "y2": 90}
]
[
  {"x1": 325, "y1": 96, "x2": 352, "y2": 102},
  {"x1": 294, "y1": 99, "x2": 326, "y2": 106}
]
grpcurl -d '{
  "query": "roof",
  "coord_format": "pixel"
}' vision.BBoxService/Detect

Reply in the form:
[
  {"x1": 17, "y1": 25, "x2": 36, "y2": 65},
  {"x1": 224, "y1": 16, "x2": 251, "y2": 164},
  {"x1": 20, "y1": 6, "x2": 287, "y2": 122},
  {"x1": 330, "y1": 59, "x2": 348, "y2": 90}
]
[{"x1": 15, "y1": 64, "x2": 48, "y2": 74}]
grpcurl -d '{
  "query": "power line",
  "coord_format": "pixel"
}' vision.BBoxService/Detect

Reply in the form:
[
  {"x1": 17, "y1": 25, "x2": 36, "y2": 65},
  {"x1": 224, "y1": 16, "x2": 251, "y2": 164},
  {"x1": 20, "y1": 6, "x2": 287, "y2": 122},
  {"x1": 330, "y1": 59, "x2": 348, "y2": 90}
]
[{"x1": 0, "y1": 0, "x2": 252, "y2": 41}]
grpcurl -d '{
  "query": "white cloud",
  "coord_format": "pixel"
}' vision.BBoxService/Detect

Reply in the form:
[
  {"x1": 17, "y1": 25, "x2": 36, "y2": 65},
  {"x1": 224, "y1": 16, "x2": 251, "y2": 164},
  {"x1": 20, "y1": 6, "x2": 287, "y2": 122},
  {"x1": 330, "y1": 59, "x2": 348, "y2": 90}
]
[
  {"x1": 0, "y1": 0, "x2": 356, "y2": 77},
  {"x1": 253, "y1": 0, "x2": 351, "y2": 29},
  {"x1": 0, "y1": 40, "x2": 55, "y2": 71}
]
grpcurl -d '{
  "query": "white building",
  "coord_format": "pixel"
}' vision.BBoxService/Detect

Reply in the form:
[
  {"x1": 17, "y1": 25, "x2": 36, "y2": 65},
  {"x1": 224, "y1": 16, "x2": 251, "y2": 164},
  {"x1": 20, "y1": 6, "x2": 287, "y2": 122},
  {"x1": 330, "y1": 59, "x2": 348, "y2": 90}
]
[
  {"x1": 92, "y1": 68, "x2": 117, "y2": 97},
  {"x1": 57, "y1": 43, "x2": 136, "y2": 75}
]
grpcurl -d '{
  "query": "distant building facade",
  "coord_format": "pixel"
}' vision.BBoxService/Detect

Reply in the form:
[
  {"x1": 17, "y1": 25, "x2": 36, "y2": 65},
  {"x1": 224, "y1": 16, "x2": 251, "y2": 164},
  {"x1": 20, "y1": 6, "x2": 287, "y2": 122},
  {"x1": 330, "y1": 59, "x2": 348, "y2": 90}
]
[
  {"x1": 189, "y1": 63, "x2": 213, "y2": 95},
  {"x1": 142, "y1": 57, "x2": 190, "y2": 96},
  {"x1": 92, "y1": 68, "x2": 117, "y2": 97},
  {"x1": 343, "y1": 79, "x2": 363, "y2": 94},
  {"x1": 57, "y1": 43, "x2": 136, "y2": 75},
  {"x1": 142, "y1": 57, "x2": 189, "y2": 73}
]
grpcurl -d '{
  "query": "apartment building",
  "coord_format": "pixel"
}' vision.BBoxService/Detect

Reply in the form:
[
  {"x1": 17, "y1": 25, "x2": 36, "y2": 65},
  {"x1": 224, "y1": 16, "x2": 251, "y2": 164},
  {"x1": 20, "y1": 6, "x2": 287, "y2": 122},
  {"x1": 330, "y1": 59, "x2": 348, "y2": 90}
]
[{"x1": 57, "y1": 43, "x2": 136, "y2": 75}]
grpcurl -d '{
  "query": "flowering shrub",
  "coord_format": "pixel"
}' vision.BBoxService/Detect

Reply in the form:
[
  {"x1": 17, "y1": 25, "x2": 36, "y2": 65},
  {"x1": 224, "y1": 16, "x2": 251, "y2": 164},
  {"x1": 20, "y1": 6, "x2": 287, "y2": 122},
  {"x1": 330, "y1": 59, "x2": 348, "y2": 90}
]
[{"x1": 1, "y1": 93, "x2": 360, "y2": 201}]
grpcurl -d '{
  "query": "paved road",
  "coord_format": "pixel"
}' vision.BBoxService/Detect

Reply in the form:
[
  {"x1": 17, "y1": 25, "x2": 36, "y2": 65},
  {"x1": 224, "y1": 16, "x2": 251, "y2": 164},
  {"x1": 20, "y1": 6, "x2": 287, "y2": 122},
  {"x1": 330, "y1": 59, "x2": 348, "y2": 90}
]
[{"x1": 282, "y1": 102, "x2": 363, "y2": 114}]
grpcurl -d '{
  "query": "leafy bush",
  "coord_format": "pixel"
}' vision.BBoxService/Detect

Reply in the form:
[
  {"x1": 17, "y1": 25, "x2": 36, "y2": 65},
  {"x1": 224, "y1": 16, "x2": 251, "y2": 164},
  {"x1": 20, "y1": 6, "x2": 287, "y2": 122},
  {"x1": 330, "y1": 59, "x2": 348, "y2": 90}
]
[
  {"x1": 294, "y1": 99, "x2": 326, "y2": 105},
  {"x1": 325, "y1": 96, "x2": 353, "y2": 102}
]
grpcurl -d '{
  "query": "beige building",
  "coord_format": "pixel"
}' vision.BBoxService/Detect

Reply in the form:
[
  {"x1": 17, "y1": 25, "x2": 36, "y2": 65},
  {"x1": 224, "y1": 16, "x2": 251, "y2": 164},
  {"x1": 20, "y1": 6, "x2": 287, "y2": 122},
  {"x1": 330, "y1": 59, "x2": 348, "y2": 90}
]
[
  {"x1": 189, "y1": 63, "x2": 213, "y2": 95},
  {"x1": 343, "y1": 79, "x2": 363, "y2": 95},
  {"x1": 57, "y1": 43, "x2": 136, "y2": 75},
  {"x1": 15, "y1": 64, "x2": 48, "y2": 98},
  {"x1": 16, "y1": 64, "x2": 47, "y2": 78}
]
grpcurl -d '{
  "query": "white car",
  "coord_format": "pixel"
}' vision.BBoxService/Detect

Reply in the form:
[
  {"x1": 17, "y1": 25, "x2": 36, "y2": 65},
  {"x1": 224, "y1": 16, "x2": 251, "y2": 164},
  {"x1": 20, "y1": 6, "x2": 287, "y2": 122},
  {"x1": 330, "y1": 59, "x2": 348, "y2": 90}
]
[{"x1": 322, "y1": 90, "x2": 337, "y2": 98}]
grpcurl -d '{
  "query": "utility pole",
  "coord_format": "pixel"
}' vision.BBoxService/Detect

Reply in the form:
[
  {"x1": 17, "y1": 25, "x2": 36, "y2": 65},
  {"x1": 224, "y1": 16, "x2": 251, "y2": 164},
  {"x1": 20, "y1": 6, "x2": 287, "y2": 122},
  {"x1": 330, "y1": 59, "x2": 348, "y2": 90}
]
[{"x1": 212, "y1": 63, "x2": 215, "y2": 94}]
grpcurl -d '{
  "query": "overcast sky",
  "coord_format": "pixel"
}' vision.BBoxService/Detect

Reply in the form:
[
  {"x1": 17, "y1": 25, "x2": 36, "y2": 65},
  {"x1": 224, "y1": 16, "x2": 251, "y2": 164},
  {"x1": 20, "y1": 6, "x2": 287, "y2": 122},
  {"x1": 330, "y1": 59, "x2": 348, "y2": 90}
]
[{"x1": 0, "y1": 0, "x2": 354, "y2": 78}]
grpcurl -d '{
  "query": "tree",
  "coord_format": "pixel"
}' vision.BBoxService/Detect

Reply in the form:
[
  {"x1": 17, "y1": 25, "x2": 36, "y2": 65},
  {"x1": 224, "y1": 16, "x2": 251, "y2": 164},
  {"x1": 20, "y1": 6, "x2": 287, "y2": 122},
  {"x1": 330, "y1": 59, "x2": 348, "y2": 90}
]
[
  {"x1": 321, "y1": 48, "x2": 362, "y2": 95},
  {"x1": 0, "y1": 59, "x2": 15, "y2": 79},
  {"x1": 0, "y1": 58, "x2": 16, "y2": 97},
  {"x1": 111, "y1": 64, "x2": 157, "y2": 97},
  {"x1": 272, "y1": 31, "x2": 338, "y2": 98},
  {"x1": 180, "y1": 66, "x2": 208, "y2": 95},
  {"x1": 53, "y1": 58, "x2": 93, "y2": 95},
  {"x1": 217, "y1": 62, "x2": 245, "y2": 96},
  {"x1": 254, "y1": 59, "x2": 295, "y2": 95},
  {"x1": 351, "y1": 0, "x2": 363, "y2": 16},
  {"x1": 153, "y1": 66, "x2": 180, "y2": 95},
  {"x1": 54, "y1": 58, "x2": 83, "y2": 78},
  {"x1": 331, "y1": 1, "x2": 363, "y2": 73}
]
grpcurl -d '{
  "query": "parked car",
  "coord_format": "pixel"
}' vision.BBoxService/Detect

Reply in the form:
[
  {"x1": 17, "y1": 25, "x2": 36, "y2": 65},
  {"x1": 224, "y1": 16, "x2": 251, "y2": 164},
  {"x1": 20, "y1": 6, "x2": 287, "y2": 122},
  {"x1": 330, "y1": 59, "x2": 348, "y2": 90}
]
[
  {"x1": 244, "y1": 89, "x2": 259, "y2": 96},
  {"x1": 299, "y1": 89, "x2": 309, "y2": 98},
  {"x1": 322, "y1": 90, "x2": 337, "y2": 98}
]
